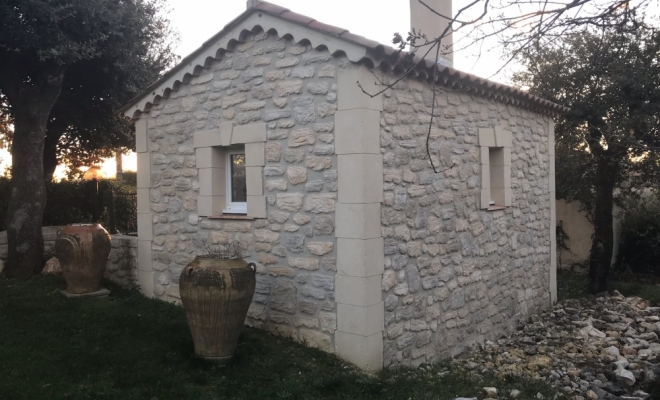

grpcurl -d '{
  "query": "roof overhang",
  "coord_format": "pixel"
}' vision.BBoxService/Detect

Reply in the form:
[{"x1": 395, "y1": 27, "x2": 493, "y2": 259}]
[{"x1": 119, "y1": 1, "x2": 568, "y2": 119}]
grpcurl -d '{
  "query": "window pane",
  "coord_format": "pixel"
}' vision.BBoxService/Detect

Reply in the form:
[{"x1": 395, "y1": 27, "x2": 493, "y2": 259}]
[{"x1": 231, "y1": 154, "x2": 247, "y2": 203}]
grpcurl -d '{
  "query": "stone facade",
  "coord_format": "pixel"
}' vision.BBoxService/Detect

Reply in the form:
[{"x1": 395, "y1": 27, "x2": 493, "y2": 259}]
[
  {"x1": 379, "y1": 77, "x2": 553, "y2": 368},
  {"x1": 136, "y1": 32, "x2": 341, "y2": 353},
  {"x1": 120, "y1": 3, "x2": 557, "y2": 371}
]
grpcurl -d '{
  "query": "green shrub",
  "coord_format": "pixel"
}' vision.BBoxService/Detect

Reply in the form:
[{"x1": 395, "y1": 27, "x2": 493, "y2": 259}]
[
  {"x1": 616, "y1": 192, "x2": 660, "y2": 276},
  {"x1": 0, "y1": 177, "x2": 136, "y2": 234}
]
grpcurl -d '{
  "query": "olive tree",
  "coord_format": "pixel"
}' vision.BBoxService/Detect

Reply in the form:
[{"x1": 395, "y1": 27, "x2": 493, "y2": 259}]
[
  {"x1": 0, "y1": 0, "x2": 176, "y2": 277},
  {"x1": 513, "y1": 25, "x2": 660, "y2": 293}
]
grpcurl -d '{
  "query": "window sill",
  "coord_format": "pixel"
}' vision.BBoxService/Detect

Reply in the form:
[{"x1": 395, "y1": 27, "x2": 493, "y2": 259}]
[
  {"x1": 487, "y1": 205, "x2": 507, "y2": 211},
  {"x1": 208, "y1": 214, "x2": 254, "y2": 220}
]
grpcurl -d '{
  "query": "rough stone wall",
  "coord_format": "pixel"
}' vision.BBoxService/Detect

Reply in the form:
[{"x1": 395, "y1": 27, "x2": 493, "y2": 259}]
[
  {"x1": 0, "y1": 226, "x2": 61, "y2": 260},
  {"x1": 105, "y1": 235, "x2": 138, "y2": 289},
  {"x1": 379, "y1": 77, "x2": 552, "y2": 368},
  {"x1": 0, "y1": 228, "x2": 138, "y2": 289},
  {"x1": 143, "y1": 32, "x2": 341, "y2": 352}
]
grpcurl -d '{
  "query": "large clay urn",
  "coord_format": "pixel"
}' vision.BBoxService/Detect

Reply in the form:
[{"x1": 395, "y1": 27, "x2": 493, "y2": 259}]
[
  {"x1": 55, "y1": 223, "x2": 112, "y2": 294},
  {"x1": 179, "y1": 256, "x2": 256, "y2": 364}
]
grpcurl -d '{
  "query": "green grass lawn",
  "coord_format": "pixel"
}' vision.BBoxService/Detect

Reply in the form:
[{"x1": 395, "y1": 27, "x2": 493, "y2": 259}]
[{"x1": 0, "y1": 275, "x2": 562, "y2": 400}]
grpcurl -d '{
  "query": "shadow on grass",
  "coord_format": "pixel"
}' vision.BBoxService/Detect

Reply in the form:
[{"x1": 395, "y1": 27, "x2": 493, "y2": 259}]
[{"x1": 0, "y1": 275, "x2": 562, "y2": 400}]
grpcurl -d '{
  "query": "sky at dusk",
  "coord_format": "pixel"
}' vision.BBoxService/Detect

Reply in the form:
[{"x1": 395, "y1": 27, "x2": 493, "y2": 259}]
[{"x1": 167, "y1": 0, "x2": 510, "y2": 83}]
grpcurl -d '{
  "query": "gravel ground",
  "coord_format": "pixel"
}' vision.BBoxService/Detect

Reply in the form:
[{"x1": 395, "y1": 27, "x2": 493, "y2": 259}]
[{"x1": 452, "y1": 291, "x2": 660, "y2": 400}]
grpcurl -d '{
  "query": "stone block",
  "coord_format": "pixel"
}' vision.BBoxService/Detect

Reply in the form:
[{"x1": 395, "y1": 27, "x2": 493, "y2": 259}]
[
  {"x1": 246, "y1": 166, "x2": 263, "y2": 196},
  {"x1": 137, "y1": 152, "x2": 151, "y2": 189},
  {"x1": 549, "y1": 121, "x2": 556, "y2": 156},
  {"x1": 549, "y1": 173, "x2": 556, "y2": 193},
  {"x1": 137, "y1": 240, "x2": 152, "y2": 272},
  {"x1": 481, "y1": 165, "x2": 490, "y2": 190},
  {"x1": 480, "y1": 146, "x2": 489, "y2": 165},
  {"x1": 232, "y1": 123, "x2": 267, "y2": 144},
  {"x1": 193, "y1": 129, "x2": 223, "y2": 148},
  {"x1": 137, "y1": 213, "x2": 152, "y2": 241},
  {"x1": 137, "y1": 188, "x2": 150, "y2": 214},
  {"x1": 335, "y1": 109, "x2": 381, "y2": 154},
  {"x1": 138, "y1": 270, "x2": 154, "y2": 298},
  {"x1": 337, "y1": 237, "x2": 384, "y2": 278},
  {"x1": 338, "y1": 302, "x2": 384, "y2": 336},
  {"x1": 198, "y1": 196, "x2": 225, "y2": 217},
  {"x1": 550, "y1": 157, "x2": 555, "y2": 176},
  {"x1": 338, "y1": 154, "x2": 383, "y2": 204},
  {"x1": 478, "y1": 128, "x2": 496, "y2": 147},
  {"x1": 335, "y1": 275, "x2": 382, "y2": 307},
  {"x1": 494, "y1": 126, "x2": 512, "y2": 147},
  {"x1": 135, "y1": 118, "x2": 147, "y2": 153},
  {"x1": 336, "y1": 203, "x2": 381, "y2": 239},
  {"x1": 480, "y1": 189, "x2": 490, "y2": 210},
  {"x1": 196, "y1": 147, "x2": 224, "y2": 168},
  {"x1": 247, "y1": 195, "x2": 267, "y2": 218},
  {"x1": 337, "y1": 66, "x2": 383, "y2": 111},
  {"x1": 335, "y1": 331, "x2": 383, "y2": 371},
  {"x1": 245, "y1": 142, "x2": 265, "y2": 166}
]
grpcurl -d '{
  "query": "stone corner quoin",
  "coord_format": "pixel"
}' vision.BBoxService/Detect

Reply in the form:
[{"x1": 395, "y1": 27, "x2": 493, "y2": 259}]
[{"x1": 127, "y1": 30, "x2": 555, "y2": 371}]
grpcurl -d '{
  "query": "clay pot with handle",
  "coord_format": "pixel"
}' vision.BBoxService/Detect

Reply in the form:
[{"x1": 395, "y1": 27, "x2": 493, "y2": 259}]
[
  {"x1": 55, "y1": 223, "x2": 112, "y2": 294},
  {"x1": 179, "y1": 256, "x2": 256, "y2": 364}
]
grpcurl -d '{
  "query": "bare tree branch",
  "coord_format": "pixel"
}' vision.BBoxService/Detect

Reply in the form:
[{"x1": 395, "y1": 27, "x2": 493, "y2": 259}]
[{"x1": 356, "y1": 0, "x2": 653, "y2": 174}]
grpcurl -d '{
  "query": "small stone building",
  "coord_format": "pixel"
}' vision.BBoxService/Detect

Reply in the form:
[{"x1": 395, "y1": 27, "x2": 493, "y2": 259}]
[{"x1": 119, "y1": 0, "x2": 563, "y2": 370}]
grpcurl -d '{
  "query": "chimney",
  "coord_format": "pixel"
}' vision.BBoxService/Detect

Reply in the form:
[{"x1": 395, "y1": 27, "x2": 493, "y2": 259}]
[{"x1": 410, "y1": 0, "x2": 453, "y2": 65}]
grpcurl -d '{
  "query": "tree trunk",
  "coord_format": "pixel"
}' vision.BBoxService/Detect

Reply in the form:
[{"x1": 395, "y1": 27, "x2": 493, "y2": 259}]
[
  {"x1": 588, "y1": 156, "x2": 618, "y2": 294},
  {"x1": 43, "y1": 131, "x2": 60, "y2": 181},
  {"x1": 3, "y1": 67, "x2": 66, "y2": 278}
]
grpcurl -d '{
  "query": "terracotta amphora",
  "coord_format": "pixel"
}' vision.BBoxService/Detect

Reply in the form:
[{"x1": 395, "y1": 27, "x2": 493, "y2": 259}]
[
  {"x1": 179, "y1": 256, "x2": 256, "y2": 364},
  {"x1": 55, "y1": 224, "x2": 111, "y2": 294}
]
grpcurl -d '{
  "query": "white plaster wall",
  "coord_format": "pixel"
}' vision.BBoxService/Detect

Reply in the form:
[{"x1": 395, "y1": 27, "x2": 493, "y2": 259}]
[{"x1": 556, "y1": 199, "x2": 623, "y2": 269}]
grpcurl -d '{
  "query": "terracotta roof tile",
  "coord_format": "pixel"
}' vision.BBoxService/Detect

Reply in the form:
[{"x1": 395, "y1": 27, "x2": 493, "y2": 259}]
[
  {"x1": 280, "y1": 11, "x2": 315, "y2": 25},
  {"x1": 308, "y1": 21, "x2": 348, "y2": 36},
  {"x1": 338, "y1": 32, "x2": 380, "y2": 49},
  {"x1": 254, "y1": 1, "x2": 289, "y2": 15},
  {"x1": 119, "y1": 0, "x2": 568, "y2": 116},
  {"x1": 250, "y1": 2, "x2": 566, "y2": 115}
]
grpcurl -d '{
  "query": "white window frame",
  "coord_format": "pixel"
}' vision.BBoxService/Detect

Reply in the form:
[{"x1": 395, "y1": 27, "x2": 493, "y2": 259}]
[{"x1": 224, "y1": 148, "x2": 247, "y2": 214}]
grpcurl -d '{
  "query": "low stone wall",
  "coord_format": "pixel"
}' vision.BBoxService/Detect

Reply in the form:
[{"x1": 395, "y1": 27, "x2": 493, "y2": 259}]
[
  {"x1": 0, "y1": 226, "x2": 62, "y2": 259},
  {"x1": 105, "y1": 235, "x2": 138, "y2": 289},
  {"x1": 0, "y1": 227, "x2": 138, "y2": 290}
]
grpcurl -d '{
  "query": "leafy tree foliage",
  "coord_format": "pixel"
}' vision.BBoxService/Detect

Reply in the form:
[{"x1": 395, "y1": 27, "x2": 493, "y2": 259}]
[
  {"x1": 0, "y1": 0, "x2": 178, "y2": 180},
  {"x1": 513, "y1": 23, "x2": 660, "y2": 293},
  {"x1": 0, "y1": 0, "x2": 176, "y2": 277}
]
